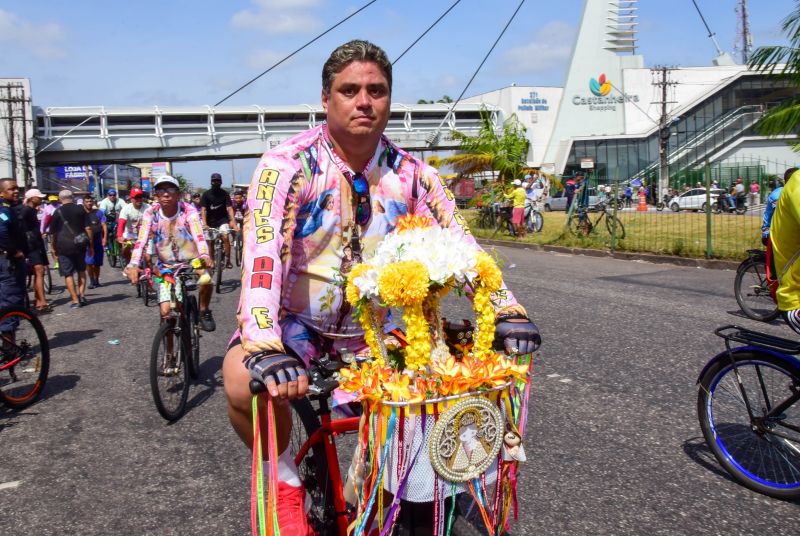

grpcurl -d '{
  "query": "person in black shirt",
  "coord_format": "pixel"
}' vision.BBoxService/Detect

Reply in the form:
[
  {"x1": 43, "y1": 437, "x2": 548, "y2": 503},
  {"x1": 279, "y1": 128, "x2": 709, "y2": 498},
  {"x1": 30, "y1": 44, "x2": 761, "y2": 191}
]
[
  {"x1": 49, "y1": 190, "x2": 93, "y2": 308},
  {"x1": 0, "y1": 178, "x2": 26, "y2": 327},
  {"x1": 200, "y1": 173, "x2": 238, "y2": 269},
  {"x1": 19, "y1": 188, "x2": 51, "y2": 312}
]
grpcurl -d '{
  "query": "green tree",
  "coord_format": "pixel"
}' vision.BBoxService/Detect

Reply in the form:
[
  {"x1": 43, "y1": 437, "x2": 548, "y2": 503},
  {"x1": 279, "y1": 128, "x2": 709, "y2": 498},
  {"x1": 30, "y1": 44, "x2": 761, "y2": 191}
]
[
  {"x1": 749, "y1": 5, "x2": 800, "y2": 148},
  {"x1": 173, "y1": 173, "x2": 190, "y2": 192},
  {"x1": 443, "y1": 110, "x2": 529, "y2": 184},
  {"x1": 416, "y1": 95, "x2": 455, "y2": 104}
]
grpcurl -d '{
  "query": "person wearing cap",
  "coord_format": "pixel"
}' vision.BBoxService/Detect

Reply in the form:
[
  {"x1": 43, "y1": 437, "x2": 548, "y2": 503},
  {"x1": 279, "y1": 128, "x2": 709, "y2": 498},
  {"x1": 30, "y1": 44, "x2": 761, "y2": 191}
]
[
  {"x1": 98, "y1": 188, "x2": 126, "y2": 223},
  {"x1": 40, "y1": 194, "x2": 60, "y2": 234},
  {"x1": 19, "y1": 189, "x2": 51, "y2": 312},
  {"x1": 190, "y1": 192, "x2": 202, "y2": 213},
  {"x1": 503, "y1": 178, "x2": 528, "y2": 238},
  {"x1": 0, "y1": 179, "x2": 27, "y2": 324},
  {"x1": 117, "y1": 187, "x2": 148, "y2": 267},
  {"x1": 200, "y1": 172, "x2": 238, "y2": 270},
  {"x1": 48, "y1": 190, "x2": 94, "y2": 308},
  {"x1": 126, "y1": 175, "x2": 216, "y2": 332},
  {"x1": 82, "y1": 195, "x2": 107, "y2": 289}
]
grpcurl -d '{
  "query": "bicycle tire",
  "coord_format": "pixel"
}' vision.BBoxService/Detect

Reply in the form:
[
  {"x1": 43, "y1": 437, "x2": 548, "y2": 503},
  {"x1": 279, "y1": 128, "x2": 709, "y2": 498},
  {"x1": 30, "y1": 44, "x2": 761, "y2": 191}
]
[
  {"x1": 0, "y1": 306, "x2": 50, "y2": 410},
  {"x1": 186, "y1": 296, "x2": 201, "y2": 379},
  {"x1": 530, "y1": 210, "x2": 543, "y2": 233},
  {"x1": 235, "y1": 233, "x2": 243, "y2": 267},
  {"x1": 149, "y1": 321, "x2": 190, "y2": 421},
  {"x1": 734, "y1": 258, "x2": 780, "y2": 322},
  {"x1": 288, "y1": 397, "x2": 343, "y2": 535},
  {"x1": 697, "y1": 350, "x2": 800, "y2": 499},
  {"x1": 604, "y1": 214, "x2": 626, "y2": 239},
  {"x1": 568, "y1": 214, "x2": 591, "y2": 236}
]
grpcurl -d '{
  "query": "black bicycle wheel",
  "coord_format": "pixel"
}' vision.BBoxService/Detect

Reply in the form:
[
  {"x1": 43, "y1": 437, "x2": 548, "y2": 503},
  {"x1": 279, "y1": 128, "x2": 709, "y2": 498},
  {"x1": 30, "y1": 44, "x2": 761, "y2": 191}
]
[
  {"x1": 185, "y1": 296, "x2": 200, "y2": 379},
  {"x1": 149, "y1": 321, "x2": 190, "y2": 421},
  {"x1": 568, "y1": 214, "x2": 591, "y2": 236},
  {"x1": 287, "y1": 397, "x2": 345, "y2": 535},
  {"x1": 734, "y1": 259, "x2": 780, "y2": 322},
  {"x1": 698, "y1": 351, "x2": 800, "y2": 499},
  {"x1": 605, "y1": 214, "x2": 626, "y2": 239},
  {"x1": 214, "y1": 241, "x2": 224, "y2": 294},
  {"x1": 0, "y1": 306, "x2": 50, "y2": 410},
  {"x1": 235, "y1": 233, "x2": 243, "y2": 267}
]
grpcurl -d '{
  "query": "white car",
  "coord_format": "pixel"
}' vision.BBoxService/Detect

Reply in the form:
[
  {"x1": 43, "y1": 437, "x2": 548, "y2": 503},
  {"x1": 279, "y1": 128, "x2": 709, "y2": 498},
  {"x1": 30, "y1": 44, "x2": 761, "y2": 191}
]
[
  {"x1": 669, "y1": 188, "x2": 725, "y2": 212},
  {"x1": 544, "y1": 187, "x2": 601, "y2": 211}
]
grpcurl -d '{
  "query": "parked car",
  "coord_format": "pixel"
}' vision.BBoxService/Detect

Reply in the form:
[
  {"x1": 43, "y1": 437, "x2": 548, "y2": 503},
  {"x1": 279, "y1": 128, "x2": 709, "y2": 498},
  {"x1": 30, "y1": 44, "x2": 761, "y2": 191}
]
[
  {"x1": 544, "y1": 187, "x2": 601, "y2": 211},
  {"x1": 669, "y1": 188, "x2": 725, "y2": 212}
]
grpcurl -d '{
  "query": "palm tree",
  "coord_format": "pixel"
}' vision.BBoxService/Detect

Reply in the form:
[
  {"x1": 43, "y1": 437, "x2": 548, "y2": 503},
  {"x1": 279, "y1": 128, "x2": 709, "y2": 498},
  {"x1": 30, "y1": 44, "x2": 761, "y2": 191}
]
[
  {"x1": 443, "y1": 111, "x2": 529, "y2": 183},
  {"x1": 748, "y1": 4, "x2": 800, "y2": 145}
]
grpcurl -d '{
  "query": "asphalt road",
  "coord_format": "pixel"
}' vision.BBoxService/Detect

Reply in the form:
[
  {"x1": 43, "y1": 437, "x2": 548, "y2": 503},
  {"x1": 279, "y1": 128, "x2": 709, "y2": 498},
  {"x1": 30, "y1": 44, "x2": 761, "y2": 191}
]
[{"x1": 1, "y1": 247, "x2": 798, "y2": 535}]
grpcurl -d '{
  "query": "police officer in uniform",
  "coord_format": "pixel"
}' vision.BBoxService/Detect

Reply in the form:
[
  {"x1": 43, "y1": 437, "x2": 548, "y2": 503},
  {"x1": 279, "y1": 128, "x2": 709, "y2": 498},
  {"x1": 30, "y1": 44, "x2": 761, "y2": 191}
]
[{"x1": 0, "y1": 178, "x2": 27, "y2": 321}]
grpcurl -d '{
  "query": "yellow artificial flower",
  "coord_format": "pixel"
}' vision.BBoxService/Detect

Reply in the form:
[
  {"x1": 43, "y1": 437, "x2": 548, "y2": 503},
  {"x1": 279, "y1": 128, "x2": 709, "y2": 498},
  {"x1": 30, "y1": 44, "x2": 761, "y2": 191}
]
[
  {"x1": 472, "y1": 286, "x2": 496, "y2": 361},
  {"x1": 402, "y1": 302, "x2": 431, "y2": 370},
  {"x1": 475, "y1": 251, "x2": 502, "y2": 292},
  {"x1": 378, "y1": 261, "x2": 429, "y2": 307},
  {"x1": 383, "y1": 371, "x2": 412, "y2": 402},
  {"x1": 395, "y1": 213, "x2": 434, "y2": 233}
]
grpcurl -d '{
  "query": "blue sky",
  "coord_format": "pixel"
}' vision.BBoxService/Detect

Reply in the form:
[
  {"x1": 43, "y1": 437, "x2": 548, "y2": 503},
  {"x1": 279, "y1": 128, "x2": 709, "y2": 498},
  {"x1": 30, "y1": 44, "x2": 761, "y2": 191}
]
[{"x1": 2, "y1": 0, "x2": 795, "y2": 185}]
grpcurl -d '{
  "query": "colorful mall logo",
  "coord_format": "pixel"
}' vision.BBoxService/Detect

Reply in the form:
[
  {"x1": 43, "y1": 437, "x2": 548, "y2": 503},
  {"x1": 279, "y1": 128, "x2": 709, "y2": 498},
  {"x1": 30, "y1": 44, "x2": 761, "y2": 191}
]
[{"x1": 589, "y1": 73, "x2": 612, "y2": 97}]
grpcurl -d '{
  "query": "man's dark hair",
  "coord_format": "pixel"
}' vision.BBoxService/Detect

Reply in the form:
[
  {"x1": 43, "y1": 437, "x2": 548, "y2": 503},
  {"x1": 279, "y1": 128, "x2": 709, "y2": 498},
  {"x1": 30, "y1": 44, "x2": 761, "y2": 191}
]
[
  {"x1": 0, "y1": 178, "x2": 16, "y2": 192},
  {"x1": 784, "y1": 167, "x2": 798, "y2": 182},
  {"x1": 322, "y1": 40, "x2": 392, "y2": 97}
]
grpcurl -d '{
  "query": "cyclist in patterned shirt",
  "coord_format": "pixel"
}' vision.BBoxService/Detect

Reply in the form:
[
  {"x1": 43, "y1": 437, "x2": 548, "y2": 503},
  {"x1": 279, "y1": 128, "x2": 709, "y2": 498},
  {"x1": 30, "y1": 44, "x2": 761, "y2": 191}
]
[
  {"x1": 221, "y1": 40, "x2": 540, "y2": 534},
  {"x1": 125, "y1": 175, "x2": 216, "y2": 332},
  {"x1": 117, "y1": 187, "x2": 148, "y2": 266},
  {"x1": 231, "y1": 189, "x2": 249, "y2": 228}
]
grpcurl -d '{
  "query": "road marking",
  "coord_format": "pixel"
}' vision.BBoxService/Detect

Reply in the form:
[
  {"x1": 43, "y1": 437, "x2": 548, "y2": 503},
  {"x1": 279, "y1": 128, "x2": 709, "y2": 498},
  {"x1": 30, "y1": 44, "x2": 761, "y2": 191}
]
[
  {"x1": 0, "y1": 481, "x2": 21, "y2": 490},
  {"x1": 546, "y1": 373, "x2": 560, "y2": 378},
  {"x1": 559, "y1": 378, "x2": 573, "y2": 383}
]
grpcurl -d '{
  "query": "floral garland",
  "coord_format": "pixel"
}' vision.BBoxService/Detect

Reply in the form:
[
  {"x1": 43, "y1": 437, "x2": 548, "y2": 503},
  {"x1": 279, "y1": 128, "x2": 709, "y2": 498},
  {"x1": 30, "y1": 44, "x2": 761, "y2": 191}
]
[{"x1": 341, "y1": 214, "x2": 525, "y2": 402}]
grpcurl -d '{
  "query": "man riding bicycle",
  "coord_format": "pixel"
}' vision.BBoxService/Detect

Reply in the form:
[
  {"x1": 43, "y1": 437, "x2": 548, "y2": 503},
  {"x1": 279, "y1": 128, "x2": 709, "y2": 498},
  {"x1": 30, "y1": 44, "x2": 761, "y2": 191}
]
[
  {"x1": 98, "y1": 189, "x2": 126, "y2": 243},
  {"x1": 125, "y1": 175, "x2": 216, "y2": 332},
  {"x1": 222, "y1": 40, "x2": 540, "y2": 534},
  {"x1": 117, "y1": 187, "x2": 148, "y2": 266},
  {"x1": 231, "y1": 189, "x2": 248, "y2": 230},
  {"x1": 200, "y1": 173, "x2": 238, "y2": 270}
]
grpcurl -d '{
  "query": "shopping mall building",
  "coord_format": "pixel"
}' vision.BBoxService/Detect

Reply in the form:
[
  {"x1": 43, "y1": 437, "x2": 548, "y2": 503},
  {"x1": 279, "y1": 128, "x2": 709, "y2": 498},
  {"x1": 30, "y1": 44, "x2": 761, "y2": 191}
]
[{"x1": 464, "y1": 0, "x2": 799, "y2": 188}]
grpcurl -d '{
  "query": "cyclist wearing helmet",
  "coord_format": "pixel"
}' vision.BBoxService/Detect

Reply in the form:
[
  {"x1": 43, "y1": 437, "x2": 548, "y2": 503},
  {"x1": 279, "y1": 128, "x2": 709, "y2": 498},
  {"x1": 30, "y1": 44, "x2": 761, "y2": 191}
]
[
  {"x1": 126, "y1": 175, "x2": 216, "y2": 331},
  {"x1": 200, "y1": 173, "x2": 238, "y2": 270},
  {"x1": 117, "y1": 187, "x2": 148, "y2": 266}
]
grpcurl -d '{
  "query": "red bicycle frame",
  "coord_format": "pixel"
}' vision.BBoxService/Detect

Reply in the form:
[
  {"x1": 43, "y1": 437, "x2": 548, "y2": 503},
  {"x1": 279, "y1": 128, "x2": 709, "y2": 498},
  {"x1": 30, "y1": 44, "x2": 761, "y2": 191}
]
[{"x1": 294, "y1": 410, "x2": 360, "y2": 536}]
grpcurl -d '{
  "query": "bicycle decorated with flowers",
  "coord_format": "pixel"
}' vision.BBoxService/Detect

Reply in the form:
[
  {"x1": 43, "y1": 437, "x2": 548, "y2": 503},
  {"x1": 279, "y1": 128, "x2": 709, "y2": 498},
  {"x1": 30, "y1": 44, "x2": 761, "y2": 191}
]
[{"x1": 251, "y1": 215, "x2": 537, "y2": 536}]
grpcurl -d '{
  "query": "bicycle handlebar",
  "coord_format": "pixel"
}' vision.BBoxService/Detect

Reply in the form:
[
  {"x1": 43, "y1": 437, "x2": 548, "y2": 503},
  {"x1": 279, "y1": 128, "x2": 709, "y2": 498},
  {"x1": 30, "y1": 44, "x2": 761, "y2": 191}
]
[{"x1": 248, "y1": 353, "x2": 347, "y2": 398}]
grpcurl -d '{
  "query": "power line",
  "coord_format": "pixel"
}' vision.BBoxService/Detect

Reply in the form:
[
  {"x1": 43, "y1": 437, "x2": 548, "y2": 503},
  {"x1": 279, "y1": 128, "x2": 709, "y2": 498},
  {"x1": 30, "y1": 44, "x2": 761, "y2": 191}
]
[
  {"x1": 214, "y1": 0, "x2": 379, "y2": 107},
  {"x1": 392, "y1": 0, "x2": 463, "y2": 65},
  {"x1": 427, "y1": 0, "x2": 527, "y2": 146}
]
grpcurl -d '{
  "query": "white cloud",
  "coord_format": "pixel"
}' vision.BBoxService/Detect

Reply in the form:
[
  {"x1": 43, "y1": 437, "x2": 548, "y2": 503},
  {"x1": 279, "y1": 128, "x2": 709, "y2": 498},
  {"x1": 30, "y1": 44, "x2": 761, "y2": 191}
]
[
  {"x1": 231, "y1": 0, "x2": 322, "y2": 34},
  {"x1": 246, "y1": 49, "x2": 289, "y2": 70},
  {"x1": 500, "y1": 21, "x2": 576, "y2": 75},
  {"x1": 0, "y1": 9, "x2": 66, "y2": 60}
]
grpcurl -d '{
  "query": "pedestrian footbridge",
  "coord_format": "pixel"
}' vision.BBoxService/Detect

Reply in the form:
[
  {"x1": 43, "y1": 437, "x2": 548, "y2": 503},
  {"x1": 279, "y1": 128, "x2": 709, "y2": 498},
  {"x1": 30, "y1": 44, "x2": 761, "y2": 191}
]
[{"x1": 34, "y1": 103, "x2": 502, "y2": 165}]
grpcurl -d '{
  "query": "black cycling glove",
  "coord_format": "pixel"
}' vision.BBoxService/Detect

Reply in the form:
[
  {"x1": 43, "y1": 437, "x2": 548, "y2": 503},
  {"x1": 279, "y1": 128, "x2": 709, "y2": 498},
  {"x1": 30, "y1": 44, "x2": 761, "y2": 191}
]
[
  {"x1": 493, "y1": 313, "x2": 541, "y2": 355},
  {"x1": 245, "y1": 351, "x2": 307, "y2": 390}
]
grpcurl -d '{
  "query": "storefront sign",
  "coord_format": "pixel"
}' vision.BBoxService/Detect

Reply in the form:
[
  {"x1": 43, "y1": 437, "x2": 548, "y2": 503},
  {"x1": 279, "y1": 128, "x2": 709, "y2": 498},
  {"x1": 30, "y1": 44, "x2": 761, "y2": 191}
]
[
  {"x1": 572, "y1": 73, "x2": 639, "y2": 111},
  {"x1": 580, "y1": 158, "x2": 594, "y2": 169}
]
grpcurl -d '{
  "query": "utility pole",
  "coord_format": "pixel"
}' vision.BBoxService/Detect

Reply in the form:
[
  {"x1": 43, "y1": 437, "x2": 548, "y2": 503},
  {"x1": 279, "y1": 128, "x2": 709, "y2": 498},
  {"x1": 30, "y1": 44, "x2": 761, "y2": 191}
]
[
  {"x1": 652, "y1": 66, "x2": 677, "y2": 200},
  {"x1": 5, "y1": 89, "x2": 16, "y2": 184}
]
